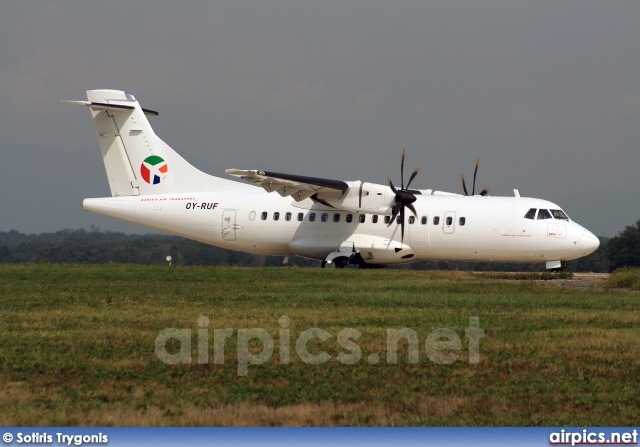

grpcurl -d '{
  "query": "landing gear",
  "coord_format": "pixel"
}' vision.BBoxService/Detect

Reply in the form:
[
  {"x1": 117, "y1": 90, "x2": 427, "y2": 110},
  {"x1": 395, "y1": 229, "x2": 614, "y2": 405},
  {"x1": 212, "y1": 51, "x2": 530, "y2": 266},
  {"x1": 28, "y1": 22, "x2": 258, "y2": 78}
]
[
  {"x1": 321, "y1": 257, "x2": 348, "y2": 269},
  {"x1": 546, "y1": 260, "x2": 567, "y2": 272},
  {"x1": 321, "y1": 252, "x2": 386, "y2": 269},
  {"x1": 349, "y1": 253, "x2": 385, "y2": 269}
]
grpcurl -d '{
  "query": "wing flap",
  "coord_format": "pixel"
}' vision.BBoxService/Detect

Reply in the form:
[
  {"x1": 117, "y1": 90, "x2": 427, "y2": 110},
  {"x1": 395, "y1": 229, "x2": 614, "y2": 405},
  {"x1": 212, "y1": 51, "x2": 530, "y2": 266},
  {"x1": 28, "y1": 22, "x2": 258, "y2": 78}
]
[{"x1": 226, "y1": 169, "x2": 349, "y2": 201}]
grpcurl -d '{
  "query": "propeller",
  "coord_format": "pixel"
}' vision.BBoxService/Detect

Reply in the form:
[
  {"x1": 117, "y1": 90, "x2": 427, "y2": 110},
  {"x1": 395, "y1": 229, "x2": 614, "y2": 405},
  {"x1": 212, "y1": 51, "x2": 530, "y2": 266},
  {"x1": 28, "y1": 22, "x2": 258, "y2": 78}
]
[
  {"x1": 461, "y1": 159, "x2": 490, "y2": 196},
  {"x1": 387, "y1": 149, "x2": 420, "y2": 245}
]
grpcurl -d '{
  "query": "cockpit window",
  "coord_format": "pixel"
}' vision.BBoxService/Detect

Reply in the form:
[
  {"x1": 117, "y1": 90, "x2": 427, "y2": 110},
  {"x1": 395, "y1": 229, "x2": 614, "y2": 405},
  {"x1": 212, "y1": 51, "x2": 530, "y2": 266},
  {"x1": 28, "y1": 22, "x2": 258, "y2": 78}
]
[
  {"x1": 524, "y1": 208, "x2": 537, "y2": 220},
  {"x1": 537, "y1": 209, "x2": 552, "y2": 220},
  {"x1": 550, "y1": 209, "x2": 569, "y2": 220}
]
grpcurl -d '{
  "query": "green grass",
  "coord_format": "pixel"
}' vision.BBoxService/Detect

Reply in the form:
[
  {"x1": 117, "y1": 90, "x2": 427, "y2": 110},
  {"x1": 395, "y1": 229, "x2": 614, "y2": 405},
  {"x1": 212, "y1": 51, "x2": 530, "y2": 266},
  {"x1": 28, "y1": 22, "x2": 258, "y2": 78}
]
[
  {"x1": 0, "y1": 264, "x2": 638, "y2": 426},
  {"x1": 605, "y1": 267, "x2": 640, "y2": 291}
]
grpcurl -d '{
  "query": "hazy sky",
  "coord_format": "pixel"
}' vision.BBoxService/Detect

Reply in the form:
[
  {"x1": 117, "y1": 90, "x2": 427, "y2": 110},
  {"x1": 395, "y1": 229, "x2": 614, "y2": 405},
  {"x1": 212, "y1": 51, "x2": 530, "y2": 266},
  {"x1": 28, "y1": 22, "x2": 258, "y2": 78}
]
[{"x1": 1, "y1": 1, "x2": 638, "y2": 236}]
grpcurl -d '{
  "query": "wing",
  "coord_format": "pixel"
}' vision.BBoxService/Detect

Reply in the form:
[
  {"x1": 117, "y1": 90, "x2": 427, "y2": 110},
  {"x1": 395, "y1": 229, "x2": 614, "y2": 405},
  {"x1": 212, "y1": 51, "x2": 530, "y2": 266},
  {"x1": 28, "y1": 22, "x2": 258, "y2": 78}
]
[{"x1": 226, "y1": 169, "x2": 350, "y2": 201}]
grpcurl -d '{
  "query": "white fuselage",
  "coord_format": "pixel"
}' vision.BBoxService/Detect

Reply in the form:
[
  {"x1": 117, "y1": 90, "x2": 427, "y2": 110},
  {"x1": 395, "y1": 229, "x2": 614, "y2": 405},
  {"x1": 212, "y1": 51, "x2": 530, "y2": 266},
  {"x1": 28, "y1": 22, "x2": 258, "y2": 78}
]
[{"x1": 83, "y1": 187, "x2": 599, "y2": 266}]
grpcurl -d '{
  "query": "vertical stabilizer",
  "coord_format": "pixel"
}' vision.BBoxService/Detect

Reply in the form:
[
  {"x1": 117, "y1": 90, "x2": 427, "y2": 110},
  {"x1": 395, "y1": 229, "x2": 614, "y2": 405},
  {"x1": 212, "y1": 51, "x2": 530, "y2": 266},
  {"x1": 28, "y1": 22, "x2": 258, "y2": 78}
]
[{"x1": 65, "y1": 89, "x2": 254, "y2": 196}]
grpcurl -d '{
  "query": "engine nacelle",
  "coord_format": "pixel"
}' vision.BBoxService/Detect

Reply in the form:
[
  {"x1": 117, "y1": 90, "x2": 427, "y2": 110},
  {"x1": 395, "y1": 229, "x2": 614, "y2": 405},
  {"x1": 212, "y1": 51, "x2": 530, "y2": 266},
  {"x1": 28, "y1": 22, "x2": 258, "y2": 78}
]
[{"x1": 316, "y1": 181, "x2": 396, "y2": 215}]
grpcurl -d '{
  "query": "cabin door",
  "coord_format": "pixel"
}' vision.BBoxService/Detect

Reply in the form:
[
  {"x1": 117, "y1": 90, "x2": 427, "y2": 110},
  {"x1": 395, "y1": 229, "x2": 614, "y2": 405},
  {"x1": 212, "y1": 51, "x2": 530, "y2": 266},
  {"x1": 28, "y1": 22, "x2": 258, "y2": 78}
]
[
  {"x1": 221, "y1": 210, "x2": 237, "y2": 241},
  {"x1": 443, "y1": 211, "x2": 456, "y2": 234}
]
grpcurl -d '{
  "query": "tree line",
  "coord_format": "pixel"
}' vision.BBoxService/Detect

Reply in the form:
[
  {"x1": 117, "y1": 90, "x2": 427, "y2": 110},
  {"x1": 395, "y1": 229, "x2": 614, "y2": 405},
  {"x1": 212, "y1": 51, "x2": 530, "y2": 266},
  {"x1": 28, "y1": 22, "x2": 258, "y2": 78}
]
[{"x1": 1, "y1": 220, "x2": 638, "y2": 272}]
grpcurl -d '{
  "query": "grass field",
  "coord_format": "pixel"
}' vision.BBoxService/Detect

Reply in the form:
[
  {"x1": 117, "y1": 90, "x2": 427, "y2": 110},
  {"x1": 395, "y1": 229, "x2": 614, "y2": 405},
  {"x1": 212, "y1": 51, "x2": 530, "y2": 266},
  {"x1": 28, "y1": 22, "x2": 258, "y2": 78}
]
[
  {"x1": 0, "y1": 264, "x2": 638, "y2": 426},
  {"x1": 606, "y1": 267, "x2": 640, "y2": 291}
]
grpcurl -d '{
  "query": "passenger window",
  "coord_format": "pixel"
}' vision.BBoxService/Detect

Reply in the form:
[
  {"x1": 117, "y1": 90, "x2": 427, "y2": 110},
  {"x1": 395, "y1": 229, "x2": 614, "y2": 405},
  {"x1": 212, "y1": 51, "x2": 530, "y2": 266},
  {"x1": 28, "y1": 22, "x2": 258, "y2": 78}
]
[
  {"x1": 321, "y1": 213, "x2": 329, "y2": 222},
  {"x1": 446, "y1": 216, "x2": 453, "y2": 226},
  {"x1": 273, "y1": 212, "x2": 280, "y2": 221},
  {"x1": 421, "y1": 216, "x2": 427, "y2": 225},
  {"x1": 249, "y1": 211, "x2": 256, "y2": 221},
  {"x1": 346, "y1": 214, "x2": 353, "y2": 223},
  {"x1": 433, "y1": 216, "x2": 440, "y2": 225},
  {"x1": 396, "y1": 215, "x2": 402, "y2": 224},
  {"x1": 384, "y1": 216, "x2": 391, "y2": 224},
  {"x1": 333, "y1": 213, "x2": 340, "y2": 222},
  {"x1": 409, "y1": 216, "x2": 415, "y2": 224},
  {"x1": 261, "y1": 212, "x2": 267, "y2": 221},
  {"x1": 550, "y1": 209, "x2": 569, "y2": 220},
  {"x1": 359, "y1": 214, "x2": 365, "y2": 223},
  {"x1": 524, "y1": 208, "x2": 537, "y2": 220},
  {"x1": 537, "y1": 209, "x2": 552, "y2": 220},
  {"x1": 285, "y1": 212, "x2": 292, "y2": 221},
  {"x1": 459, "y1": 217, "x2": 466, "y2": 226},
  {"x1": 309, "y1": 213, "x2": 316, "y2": 222},
  {"x1": 372, "y1": 215, "x2": 378, "y2": 224},
  {"x1": 297, "y1": 213, "x2": 303, "y2": 221}
]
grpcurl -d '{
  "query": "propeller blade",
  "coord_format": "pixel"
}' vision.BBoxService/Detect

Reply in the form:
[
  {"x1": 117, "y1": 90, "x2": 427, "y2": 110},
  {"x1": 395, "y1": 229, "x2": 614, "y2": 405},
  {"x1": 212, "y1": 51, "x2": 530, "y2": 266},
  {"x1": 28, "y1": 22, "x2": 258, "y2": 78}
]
[
  {"x1": 401, "y1": 148, "x2": 406, "y2": 189},
  {"x1": 406, "y1": 168, "x2": 420, "y2": 190},
  {"x1": 358, "y1": 181, "x2": 363, "y2": 208},
  {"x1": 462, "y1": 174, "x2": 469, "y2": 196},
  {"x1": 388, "y1": 177, "x2": 397, "y2": 194},
  {"x1": 472, "y1": 159, "x2": 479, "y2": 196},
  {"x1": 387, "y1": 205, "x2": 401, "y2": 227},
  {"x1": 480, "y1": 188, "x2": 490, "y2": 196},
  {"x1": 386, "y1": 149, "x2": 421, "y2": 243},
  {"x1": 400, "y1": 206, "x2": 405, "y2": 244}
]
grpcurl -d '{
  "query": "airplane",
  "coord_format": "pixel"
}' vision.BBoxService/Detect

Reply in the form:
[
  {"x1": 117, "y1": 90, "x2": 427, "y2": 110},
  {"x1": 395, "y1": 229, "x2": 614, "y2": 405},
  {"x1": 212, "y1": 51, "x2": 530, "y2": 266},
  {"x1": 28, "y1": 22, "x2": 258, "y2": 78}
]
[{"x1": 63, "y1": 89, "x2": 600, "y2": 270}]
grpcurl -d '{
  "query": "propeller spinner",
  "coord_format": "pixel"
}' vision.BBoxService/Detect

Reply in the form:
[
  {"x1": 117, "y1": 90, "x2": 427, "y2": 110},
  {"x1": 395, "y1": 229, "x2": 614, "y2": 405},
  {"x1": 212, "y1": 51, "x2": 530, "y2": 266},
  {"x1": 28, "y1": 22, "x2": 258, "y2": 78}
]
[
  {"x1": 387, "y1": 149, "x2": 420, "y2": 245},
  {"x1": 461, "y1": 159, "x2": 490, "y2": 196}
]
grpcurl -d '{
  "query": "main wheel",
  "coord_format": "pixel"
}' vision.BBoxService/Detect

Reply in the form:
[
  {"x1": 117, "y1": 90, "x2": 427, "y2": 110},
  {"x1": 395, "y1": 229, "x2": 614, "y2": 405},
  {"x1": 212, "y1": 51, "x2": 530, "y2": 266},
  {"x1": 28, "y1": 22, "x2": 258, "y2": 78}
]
[
  {"x1": 322, "y1": 257, "x2": 348, "y2": 268},
  {"x1": 333, "y1": 257, "x2": 347, "y2": 268}
]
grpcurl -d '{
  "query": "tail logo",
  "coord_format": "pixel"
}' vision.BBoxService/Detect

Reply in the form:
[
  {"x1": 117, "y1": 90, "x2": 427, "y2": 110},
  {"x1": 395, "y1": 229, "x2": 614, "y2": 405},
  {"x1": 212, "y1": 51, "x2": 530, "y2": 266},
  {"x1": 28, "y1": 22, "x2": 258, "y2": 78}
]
[{"x1": 140, "y1": 155, "x2": 168, "y2": 185}]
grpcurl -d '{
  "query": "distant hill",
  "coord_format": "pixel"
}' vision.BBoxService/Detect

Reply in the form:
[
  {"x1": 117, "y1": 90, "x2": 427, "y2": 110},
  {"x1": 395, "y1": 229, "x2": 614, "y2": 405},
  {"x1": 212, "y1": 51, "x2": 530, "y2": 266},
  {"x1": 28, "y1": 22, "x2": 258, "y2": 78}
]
[
  {"x1": 0, "y1": 228, "x2": 135, "y2": 246},
  {"x1": 0, "y1": 229, "x2": 316, "y2": 267}
]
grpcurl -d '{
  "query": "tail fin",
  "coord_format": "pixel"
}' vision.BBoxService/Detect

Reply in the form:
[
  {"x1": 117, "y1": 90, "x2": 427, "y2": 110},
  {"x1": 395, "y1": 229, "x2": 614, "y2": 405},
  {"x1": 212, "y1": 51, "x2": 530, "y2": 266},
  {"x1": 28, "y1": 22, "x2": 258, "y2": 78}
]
[{"x1": 65, "y1": 89, "x2": 251, "y2": 196}]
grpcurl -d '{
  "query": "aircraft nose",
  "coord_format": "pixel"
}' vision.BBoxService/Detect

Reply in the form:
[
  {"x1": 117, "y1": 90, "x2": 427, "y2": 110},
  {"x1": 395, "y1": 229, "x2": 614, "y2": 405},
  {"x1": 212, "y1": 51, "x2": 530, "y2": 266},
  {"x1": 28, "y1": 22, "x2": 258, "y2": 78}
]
[{"x1": 580, "y1": 230, "x2": 600, "y2": 256}]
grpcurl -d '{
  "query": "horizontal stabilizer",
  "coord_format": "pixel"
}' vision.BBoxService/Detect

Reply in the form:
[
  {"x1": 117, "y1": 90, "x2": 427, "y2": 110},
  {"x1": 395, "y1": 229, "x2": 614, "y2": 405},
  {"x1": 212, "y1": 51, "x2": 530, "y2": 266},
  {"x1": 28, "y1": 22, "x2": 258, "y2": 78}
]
[{"x1": 62, "y1": 100, "x2": 158, "y2": 116}]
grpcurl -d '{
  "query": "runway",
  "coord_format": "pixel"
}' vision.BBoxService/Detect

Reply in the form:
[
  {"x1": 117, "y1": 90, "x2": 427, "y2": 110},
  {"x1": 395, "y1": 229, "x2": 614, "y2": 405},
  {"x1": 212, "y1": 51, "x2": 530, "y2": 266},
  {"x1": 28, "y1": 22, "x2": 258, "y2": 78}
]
[{"x1": 554, "y1": 273, "x2": 610, "y2": 290}]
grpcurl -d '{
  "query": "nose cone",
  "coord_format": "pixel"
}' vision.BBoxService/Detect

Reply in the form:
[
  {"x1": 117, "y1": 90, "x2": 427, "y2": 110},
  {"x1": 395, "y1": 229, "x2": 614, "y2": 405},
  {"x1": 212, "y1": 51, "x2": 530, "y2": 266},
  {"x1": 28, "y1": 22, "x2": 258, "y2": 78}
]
[{"x1": 581, "y1": 230, "x2": 600, "y2": 256}]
